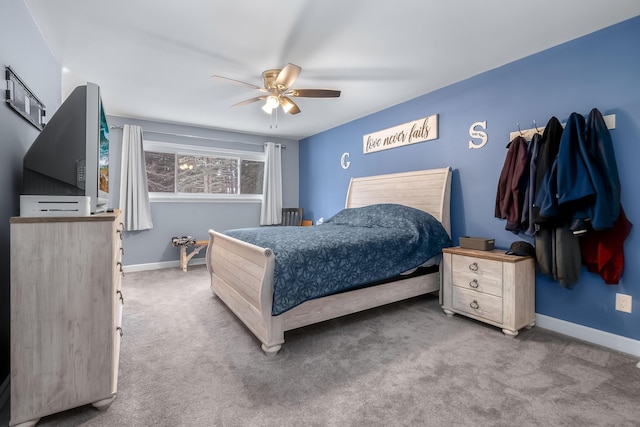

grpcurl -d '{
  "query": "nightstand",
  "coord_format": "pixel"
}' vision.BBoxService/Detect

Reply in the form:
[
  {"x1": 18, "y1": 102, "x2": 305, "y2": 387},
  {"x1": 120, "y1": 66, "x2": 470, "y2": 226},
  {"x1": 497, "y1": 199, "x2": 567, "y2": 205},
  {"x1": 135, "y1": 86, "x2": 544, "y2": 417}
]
[{"x1": 441, "y1": 246, "x2": 535, "y2": 336}]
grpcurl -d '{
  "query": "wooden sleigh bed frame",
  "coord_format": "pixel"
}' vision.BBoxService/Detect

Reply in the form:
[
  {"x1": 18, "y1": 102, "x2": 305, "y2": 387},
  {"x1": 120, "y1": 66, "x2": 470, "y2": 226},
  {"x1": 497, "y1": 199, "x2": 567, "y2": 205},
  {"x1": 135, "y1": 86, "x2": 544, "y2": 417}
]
[{"x1": 206, "y1": 167, "x2": 452, "y2": 355}]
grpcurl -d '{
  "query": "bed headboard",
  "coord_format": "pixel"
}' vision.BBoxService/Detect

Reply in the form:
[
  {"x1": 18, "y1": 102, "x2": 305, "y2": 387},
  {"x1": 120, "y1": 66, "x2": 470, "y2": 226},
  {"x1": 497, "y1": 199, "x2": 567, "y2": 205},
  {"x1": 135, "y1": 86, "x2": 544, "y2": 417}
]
[{"x1": 345, "y1": 167, "x2": 452, "y2": 236}]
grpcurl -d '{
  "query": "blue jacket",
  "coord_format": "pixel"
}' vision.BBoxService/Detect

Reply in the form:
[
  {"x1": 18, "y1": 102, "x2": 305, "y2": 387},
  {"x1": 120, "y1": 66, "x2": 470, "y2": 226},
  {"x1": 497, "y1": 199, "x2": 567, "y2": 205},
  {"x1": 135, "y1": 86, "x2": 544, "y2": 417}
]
[
  {"x1": 537, "y1": 109, "x2": 620, "y2": 231},
  {"x1": 583, "y1": 108, "x2": 620, "y2": 228}
]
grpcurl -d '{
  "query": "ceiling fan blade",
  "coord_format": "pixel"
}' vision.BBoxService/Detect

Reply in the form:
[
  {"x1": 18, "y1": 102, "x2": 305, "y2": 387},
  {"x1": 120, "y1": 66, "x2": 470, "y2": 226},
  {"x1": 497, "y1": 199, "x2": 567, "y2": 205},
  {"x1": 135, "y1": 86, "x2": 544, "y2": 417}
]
[
  {"x1": 275, "y1": 63, "x2": 301, "y2": 89},
  {"x1": 280, "y1": 96, "x2": 301, "y2": 115},
  {"x1": 212, "y1": 75, "x2": 266, "y2": 92},
  {"x1": 287, "y1": 89, "x2": 341, "y2": 98},
  {"x1": 231, "y1": 96, "x2": 265, "y2": 108}
]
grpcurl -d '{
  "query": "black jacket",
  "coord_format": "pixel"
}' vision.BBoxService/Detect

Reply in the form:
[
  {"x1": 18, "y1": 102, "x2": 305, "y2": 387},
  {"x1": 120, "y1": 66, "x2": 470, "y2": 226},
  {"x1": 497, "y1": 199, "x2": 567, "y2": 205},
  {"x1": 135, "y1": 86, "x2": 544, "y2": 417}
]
[{"x1": 531, "y1": 117, "x2": 563, "y2": 226}]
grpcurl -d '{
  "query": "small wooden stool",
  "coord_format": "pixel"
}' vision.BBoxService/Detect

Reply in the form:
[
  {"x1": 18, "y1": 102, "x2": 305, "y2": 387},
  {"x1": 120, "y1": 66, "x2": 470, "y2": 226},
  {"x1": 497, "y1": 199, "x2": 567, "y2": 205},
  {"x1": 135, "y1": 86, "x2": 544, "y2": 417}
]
[{"x1": 172, "y1": 237, "x2": 209, "y2": 272}]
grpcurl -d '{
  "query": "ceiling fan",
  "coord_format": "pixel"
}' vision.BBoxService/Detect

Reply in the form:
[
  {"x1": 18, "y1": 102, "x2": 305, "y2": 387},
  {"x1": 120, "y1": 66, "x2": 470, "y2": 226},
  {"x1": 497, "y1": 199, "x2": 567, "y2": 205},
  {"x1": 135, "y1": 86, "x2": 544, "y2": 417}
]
[{"x1": 212, "y1": 63, "x2": 341, "y2": 115}]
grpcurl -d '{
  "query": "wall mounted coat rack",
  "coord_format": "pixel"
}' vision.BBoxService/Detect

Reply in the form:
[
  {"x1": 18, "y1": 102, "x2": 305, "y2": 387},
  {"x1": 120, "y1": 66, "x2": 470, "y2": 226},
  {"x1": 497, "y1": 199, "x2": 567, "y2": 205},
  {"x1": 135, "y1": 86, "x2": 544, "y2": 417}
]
[{"x1": 510, "y1": 114, "x2": 616, "y2": 141}]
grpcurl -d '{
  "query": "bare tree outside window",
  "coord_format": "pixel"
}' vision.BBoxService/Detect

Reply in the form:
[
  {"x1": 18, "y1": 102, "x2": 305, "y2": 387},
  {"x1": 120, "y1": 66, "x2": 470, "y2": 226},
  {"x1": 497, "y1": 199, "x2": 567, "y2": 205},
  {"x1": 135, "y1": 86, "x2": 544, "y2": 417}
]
[
  {"x1": 241, "y1": 160, "x2": 264, "y2": 194},
  {"x1": 178, "y1": 155, "x2": 238, "y2": 194},
  {"x1": 145, "y1": 149, "x2": 264, "y2": 196},
  {"x1": 145, "y1": 151, "x2": 175, "y2": 193}
]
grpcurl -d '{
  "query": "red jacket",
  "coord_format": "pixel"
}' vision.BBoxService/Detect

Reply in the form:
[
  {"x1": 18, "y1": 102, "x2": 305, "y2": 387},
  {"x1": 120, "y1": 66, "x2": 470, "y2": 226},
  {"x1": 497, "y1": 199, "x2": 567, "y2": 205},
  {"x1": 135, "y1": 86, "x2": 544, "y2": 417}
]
[{"x1": 580, "y1": 206, "x2": 632, "y2": 284}]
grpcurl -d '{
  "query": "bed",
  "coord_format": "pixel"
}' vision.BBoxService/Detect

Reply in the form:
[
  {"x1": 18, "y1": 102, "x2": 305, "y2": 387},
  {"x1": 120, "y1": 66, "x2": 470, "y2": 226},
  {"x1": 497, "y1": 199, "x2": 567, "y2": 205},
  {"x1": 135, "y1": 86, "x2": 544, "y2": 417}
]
[{"x1": 206, "y1": 167, "x2": 452, "y2": 355}]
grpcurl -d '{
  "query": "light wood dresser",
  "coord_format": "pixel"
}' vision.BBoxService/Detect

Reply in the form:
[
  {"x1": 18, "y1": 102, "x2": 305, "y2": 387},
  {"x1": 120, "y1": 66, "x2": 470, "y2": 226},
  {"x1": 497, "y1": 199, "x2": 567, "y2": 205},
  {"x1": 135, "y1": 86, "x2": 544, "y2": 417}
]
[
  {"x1": 10, "y1": 210, "x2": 124, "y2": 427},
  {"x1": 441, "y1": 246, "x2": 535, "y2": 336}
]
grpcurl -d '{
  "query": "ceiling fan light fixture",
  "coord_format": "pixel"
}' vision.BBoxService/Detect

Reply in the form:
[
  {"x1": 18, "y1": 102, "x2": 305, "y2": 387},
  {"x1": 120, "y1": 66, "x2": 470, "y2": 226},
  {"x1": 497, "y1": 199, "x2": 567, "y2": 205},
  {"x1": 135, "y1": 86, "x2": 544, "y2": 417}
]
[
  {"x1": 266, "y1": 95, "x2": 280, "y2": 108},
  {"x1": 280, "y1": 97, "x2": 294, "y2": 114},
  {"x1": 215, "y1": 63, "x2": 339, "y2": 120},
  {"x1": 261, "y1": 103, "x2": 273, "y2": 114}
]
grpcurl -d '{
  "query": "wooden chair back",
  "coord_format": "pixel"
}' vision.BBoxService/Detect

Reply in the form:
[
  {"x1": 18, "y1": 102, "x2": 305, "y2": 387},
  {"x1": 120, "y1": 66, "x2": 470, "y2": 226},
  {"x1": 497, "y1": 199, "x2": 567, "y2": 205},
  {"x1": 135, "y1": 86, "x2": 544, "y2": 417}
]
[{"x1": 281, "y1": 208, "x2": 303, "y2": 226}]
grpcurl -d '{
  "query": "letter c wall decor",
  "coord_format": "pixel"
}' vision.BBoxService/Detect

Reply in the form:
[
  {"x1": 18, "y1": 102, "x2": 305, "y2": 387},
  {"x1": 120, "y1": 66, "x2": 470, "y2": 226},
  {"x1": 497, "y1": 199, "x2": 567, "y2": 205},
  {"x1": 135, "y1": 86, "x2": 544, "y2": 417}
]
[{"x1": 341, "y1": 152, "x2": 351, "y2": 169}]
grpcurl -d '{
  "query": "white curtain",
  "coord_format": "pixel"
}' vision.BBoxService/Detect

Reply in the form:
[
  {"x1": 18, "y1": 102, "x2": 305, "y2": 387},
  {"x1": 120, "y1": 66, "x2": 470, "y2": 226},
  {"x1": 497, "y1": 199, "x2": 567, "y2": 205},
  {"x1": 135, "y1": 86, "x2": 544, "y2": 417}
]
[
  {"x1": 260, "y1": 142, "x2": 283, "y2": 225},
  {"x1": 119, "y1": 124, "x2": 153, "y2": 231}
]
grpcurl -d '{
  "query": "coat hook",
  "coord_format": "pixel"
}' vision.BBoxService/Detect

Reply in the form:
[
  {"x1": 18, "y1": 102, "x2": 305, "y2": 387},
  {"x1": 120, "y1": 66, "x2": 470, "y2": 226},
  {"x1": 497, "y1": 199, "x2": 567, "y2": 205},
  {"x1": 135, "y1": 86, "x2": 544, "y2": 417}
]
[
  {"x1": 517, "y1": 123, "x2": 523, "y2": 136},
  {"x1": 534, "y1": 120, "x2": 540, "y2": 133}
]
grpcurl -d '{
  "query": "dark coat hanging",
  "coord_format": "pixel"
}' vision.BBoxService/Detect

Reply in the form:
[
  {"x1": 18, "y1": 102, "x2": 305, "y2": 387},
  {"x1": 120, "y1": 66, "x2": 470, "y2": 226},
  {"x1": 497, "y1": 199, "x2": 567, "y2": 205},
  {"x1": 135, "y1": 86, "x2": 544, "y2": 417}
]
[{"x1": 495, "y1": 135, "x2": 529, "y2": 232}]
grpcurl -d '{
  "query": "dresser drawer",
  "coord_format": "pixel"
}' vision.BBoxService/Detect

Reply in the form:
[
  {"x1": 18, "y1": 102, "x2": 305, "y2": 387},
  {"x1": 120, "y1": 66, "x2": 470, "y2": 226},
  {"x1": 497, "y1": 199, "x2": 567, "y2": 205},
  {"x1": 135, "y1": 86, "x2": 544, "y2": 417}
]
[
  {"x1": 451, "y1": 254, "x2": 503, "y2": 297},
  {"x1": 442, "y1": 247, "x2": 535, "y2": 336},
  {"x1": 112, "y1": 295, "x2": 124, "y2": 392},
  {"x1": 452, "y1": 286, "x2": 503, "y2": 324}
]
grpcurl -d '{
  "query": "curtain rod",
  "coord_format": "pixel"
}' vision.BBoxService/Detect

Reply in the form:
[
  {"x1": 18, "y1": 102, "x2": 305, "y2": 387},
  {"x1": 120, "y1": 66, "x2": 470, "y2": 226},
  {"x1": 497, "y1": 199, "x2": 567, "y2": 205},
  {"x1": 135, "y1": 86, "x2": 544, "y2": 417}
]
[{"x1": 108, "y1": 125, "x2": 285, "y2": 149}]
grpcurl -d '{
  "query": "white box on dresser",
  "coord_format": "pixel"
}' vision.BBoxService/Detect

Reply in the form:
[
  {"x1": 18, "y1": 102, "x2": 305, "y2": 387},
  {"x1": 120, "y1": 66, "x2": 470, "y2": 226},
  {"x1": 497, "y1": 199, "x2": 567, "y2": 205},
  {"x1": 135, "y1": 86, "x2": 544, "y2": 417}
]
[
  {"x1": 10, "y1": 210, "x2": 124, "y2": 427},
  {"x1": 441, "y1": 246, "x2": 535, "y2": 336}
]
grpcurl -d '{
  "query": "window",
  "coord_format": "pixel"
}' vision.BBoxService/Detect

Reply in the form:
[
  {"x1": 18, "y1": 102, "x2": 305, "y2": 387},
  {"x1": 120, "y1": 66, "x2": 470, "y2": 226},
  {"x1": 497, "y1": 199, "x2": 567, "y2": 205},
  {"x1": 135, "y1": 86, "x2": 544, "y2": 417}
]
[
  {"x1": 146, "y1": 151, "x2": 175, "y2": 193},
  {"x1": 144, "y1": 141, "x2": 265, "y2": 202}
]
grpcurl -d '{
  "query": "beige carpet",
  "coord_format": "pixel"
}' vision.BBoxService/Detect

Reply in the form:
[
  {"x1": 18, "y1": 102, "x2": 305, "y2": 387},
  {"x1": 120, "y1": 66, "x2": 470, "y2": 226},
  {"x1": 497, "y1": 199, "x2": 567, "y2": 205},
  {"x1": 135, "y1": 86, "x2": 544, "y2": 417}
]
[{"x1": 5, "y1": 265, "x2": 640, "y2": 426}]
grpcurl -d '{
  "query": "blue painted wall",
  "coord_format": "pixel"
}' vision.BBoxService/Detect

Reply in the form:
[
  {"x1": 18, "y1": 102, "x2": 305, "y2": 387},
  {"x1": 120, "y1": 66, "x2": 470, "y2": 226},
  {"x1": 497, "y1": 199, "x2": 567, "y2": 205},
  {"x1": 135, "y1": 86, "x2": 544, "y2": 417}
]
[{"x1": 300, "y1": 17, "x2": 640, "y2": 341}]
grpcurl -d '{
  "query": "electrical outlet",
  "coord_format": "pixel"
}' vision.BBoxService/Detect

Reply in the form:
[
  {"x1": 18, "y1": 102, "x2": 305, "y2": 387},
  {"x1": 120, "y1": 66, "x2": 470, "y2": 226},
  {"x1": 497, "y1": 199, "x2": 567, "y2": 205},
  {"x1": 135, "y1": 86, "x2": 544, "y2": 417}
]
[{"x1": 615, "y1": 293, "x2": 632, "y2": 313}]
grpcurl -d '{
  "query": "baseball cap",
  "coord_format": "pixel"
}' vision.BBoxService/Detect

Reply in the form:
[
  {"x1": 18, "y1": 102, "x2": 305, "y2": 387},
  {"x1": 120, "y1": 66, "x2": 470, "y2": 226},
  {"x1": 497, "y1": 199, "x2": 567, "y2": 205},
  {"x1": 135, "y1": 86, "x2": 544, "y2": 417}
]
[{"x1": 505, "y1": 241, "x2": 535, "y2": 257}]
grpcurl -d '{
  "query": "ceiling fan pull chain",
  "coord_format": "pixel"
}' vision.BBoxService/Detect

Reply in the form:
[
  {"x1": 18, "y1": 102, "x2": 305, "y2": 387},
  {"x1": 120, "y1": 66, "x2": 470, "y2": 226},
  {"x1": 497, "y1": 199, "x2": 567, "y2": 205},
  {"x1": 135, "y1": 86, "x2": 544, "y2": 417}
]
[{"x1": 270, "y1": 106, "x2": 278, "y2": 129}]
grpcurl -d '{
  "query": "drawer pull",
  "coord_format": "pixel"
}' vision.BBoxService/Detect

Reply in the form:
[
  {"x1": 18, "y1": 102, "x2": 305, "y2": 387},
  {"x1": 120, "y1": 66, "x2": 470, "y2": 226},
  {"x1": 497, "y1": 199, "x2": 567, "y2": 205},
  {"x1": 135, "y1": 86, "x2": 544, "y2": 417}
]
[
  {"x1": 468, "y1": 262, "x2": 479, "y2": 272},
  {"x1": 117, "y1": 261, "x2": 125, "y2": 278},
  {"x1": 469, "y1": 279, "x2": 479, "y2": 289},
  {"x1": 469, "y1": 300, "x2": 480, "y2": 310}
]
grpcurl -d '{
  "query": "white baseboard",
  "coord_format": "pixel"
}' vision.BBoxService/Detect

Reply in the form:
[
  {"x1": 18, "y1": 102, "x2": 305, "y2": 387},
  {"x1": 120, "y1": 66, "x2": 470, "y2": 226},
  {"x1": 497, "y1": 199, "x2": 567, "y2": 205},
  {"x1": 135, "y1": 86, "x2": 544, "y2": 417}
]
[
  {"x1": 123, "y1": 257, "x2": 206, "y2": 273},
  {"x1": 0, "y1": 375, "x2": 9, "y2": 414},
  {"x1": 536, "y1": 313, "x2": 640, "y2": 360}
]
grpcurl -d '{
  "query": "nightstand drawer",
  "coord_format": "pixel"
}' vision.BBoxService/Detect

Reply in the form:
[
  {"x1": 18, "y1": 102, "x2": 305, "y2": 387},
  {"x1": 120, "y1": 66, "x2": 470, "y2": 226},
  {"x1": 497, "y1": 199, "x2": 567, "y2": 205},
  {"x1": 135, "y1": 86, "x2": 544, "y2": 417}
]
[
  {"x1": 452, "y1": 286, "x2": 503, "y2": 324},
  {"x1": 451, "y1": 254, "x2": 503, "y2": 297}
]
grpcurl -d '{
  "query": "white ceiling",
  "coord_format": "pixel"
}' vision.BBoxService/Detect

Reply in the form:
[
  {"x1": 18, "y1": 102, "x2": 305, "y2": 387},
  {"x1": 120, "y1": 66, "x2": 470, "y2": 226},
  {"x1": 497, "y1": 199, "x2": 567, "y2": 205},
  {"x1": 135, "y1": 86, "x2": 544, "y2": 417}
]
[{"x1": 24, "y1": 0, "x2": 640, "y2": 140}]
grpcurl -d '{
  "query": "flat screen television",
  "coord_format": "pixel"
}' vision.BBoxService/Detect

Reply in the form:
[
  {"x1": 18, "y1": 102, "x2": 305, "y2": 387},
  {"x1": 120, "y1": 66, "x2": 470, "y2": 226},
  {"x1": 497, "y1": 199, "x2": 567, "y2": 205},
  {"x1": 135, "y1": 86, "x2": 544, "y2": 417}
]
[{"x1": 22, "y1": 82, "x2": 109, "y2": 214}]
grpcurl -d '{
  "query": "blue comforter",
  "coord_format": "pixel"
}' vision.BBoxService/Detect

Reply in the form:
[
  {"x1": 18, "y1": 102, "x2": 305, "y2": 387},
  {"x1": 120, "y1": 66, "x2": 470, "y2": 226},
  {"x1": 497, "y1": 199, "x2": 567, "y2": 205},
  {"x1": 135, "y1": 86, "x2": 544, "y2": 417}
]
[{"x1": 224, "y1": 204, "x2": 451, "y2": 315}]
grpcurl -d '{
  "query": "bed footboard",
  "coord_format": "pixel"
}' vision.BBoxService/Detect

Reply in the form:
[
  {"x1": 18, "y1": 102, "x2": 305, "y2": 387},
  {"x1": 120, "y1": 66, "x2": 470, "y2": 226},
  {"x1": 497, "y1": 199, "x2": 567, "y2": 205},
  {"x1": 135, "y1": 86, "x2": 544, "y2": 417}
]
[
  {"x1": 206, "y1": 230, "x2": 283, "y2": 355},
  {"x1": 207, "y1": 228, "x2": 441, "y2": 356}
]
